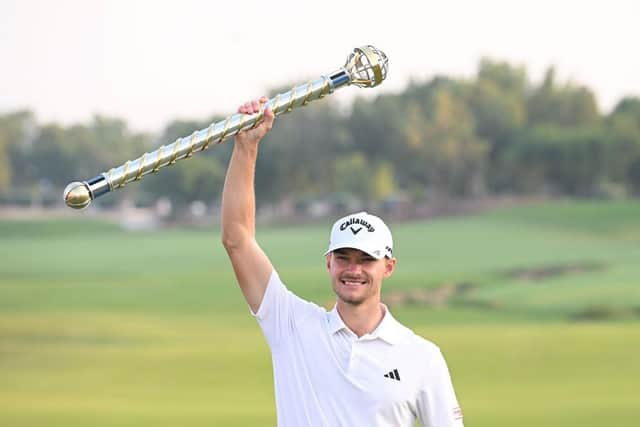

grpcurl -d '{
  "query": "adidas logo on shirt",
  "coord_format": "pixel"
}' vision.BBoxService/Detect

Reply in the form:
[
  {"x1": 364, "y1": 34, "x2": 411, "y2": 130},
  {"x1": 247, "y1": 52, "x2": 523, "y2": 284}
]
[{"x1": 383, "y1": 369, "x2": 401, "y2": 381}]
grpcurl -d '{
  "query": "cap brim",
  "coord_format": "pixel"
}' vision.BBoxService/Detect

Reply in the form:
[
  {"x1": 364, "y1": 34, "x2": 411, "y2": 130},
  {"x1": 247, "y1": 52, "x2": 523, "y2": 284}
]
[{"x1": 324, "y1": 243, "x2": 386, "y2": 260}]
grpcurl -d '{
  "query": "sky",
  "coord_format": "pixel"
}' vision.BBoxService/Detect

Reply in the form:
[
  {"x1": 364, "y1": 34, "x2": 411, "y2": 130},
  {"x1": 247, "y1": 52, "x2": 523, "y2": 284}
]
[{"x1": 2, "y1": 0, "x2": 639, "y2": 133}]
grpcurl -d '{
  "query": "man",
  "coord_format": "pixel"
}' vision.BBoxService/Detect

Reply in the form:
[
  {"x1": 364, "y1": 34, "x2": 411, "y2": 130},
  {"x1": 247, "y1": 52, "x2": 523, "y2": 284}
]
[{"x1": 221, "y1": 97, "x2": 464, "y2": 426}]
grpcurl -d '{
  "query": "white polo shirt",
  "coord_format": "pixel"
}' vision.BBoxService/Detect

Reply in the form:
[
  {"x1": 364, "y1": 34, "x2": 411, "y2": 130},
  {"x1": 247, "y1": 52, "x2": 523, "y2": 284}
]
[{"x1": 253, "y1": 270, "x2": 464, "y2": 427}]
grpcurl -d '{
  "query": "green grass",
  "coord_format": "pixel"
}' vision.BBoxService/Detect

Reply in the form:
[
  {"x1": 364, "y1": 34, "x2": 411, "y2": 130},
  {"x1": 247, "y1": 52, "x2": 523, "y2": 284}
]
[
  {"x1": 0, "y1": 218, "x2": 123, "y2": 238},
  {"x1": 484, "y1": 199, "x2": 640, "y2": 238},
  {"x1": 1, "y1": 199, "x2": 640, "y2": 426},
  {"x1": 1, "y1": 314, "x2": 638, "y2": 427},
  {"x1": 3, "y1": 200, "x2": 640, "y2": 318}
]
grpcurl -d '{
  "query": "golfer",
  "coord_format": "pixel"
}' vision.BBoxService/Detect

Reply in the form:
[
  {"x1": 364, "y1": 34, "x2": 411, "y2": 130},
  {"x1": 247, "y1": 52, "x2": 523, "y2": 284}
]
[{"x1": 221, "y1": 97, "x2": 464, "y2": 426}]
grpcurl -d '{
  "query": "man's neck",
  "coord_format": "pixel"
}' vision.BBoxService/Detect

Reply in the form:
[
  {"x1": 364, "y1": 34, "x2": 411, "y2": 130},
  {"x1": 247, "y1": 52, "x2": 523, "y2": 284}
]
[{"x1": 336, "y1": 299, "x2": 385, "y2": 338}]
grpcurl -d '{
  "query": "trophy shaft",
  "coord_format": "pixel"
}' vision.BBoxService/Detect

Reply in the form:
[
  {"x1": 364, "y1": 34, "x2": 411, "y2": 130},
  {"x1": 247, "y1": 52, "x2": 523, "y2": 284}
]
[{"x1": 103, "y1": 74, "x2": 340, "y2": 192}]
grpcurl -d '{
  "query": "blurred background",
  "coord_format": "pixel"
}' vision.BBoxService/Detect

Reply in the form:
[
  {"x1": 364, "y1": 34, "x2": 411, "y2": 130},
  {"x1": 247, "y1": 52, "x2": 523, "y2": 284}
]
[{"x1": 1, "y1": 1, "x2": 639, "y2": 426}]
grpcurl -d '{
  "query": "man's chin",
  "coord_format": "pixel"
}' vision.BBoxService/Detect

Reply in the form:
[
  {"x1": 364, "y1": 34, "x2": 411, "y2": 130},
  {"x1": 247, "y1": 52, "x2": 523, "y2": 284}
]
[{"x1": 334, "y1": 290, "x2": 367, "y2": 306}]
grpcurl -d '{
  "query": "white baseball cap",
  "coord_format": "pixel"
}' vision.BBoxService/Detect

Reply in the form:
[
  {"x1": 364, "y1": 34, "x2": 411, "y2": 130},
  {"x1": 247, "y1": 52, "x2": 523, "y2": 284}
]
[{"x1": 324, "y1": 211, "x2": 394, "y2": 259}]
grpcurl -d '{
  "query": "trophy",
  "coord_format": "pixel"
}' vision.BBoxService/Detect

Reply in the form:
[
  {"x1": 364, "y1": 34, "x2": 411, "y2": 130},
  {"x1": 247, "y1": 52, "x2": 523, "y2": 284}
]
[{"x1": 64, "y1": 45, "x2": 388, "y2": 209}]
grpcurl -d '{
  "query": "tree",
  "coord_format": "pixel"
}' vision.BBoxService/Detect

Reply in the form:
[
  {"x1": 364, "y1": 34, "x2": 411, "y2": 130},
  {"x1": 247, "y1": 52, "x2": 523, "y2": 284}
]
[
  {"x1": 349, "y1": 93, "x2": 405, "y2": 164},
  {"x1": 470, "y1": 59, "x2": 528, "y2": 191},
  {"x1": 0, "y1": 132, "x2": 10, "y2": 193},
  {"x1": 527, "y1": 67, "x2": 600, "y2": 127},
  {"x1": 605, "y1": 97, "x2": 640, "y2": 192},
  {"x1": 505, "y1": 125, "x2": 605, "y2": 196},
  {"x1": 29, "y1": 125, "x2": 75, "y2": 187},
  {"x1": 261, "y1": 96, "x2": 348, "y2": 202},
  {"x1": 400, "y1": 80, "x2": 488, "y2": 198},
  {"x1": 0, "y1": 111, "x2": 36, "y2": 193},
  {"x1": 333, "y1": 152, "x2": 370, "y2": 198}
]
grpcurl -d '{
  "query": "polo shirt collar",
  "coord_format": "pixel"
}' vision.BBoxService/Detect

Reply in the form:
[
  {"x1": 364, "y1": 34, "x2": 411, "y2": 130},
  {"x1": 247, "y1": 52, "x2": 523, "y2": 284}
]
[{"x1": 327, "y1": 304, "x2": 406, "y2": 345}]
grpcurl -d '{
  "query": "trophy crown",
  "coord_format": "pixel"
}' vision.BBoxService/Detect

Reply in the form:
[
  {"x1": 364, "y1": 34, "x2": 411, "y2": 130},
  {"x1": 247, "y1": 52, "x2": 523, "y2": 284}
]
[{"x1": 344, "y1": 45, "x2": 388, "y2": 88}]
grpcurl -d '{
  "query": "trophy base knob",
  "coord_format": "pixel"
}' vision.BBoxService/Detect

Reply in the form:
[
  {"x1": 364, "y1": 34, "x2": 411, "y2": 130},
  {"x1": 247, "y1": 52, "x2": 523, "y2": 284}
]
[{"x1": 64, "y1": 182, "x2": 92, "y2": 209}]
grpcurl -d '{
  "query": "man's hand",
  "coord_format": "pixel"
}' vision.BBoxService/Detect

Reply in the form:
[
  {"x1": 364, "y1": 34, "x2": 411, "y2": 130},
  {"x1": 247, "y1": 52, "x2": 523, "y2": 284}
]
[{"x1": 235, "y1": 96, "x2": 275, "y2": 146}]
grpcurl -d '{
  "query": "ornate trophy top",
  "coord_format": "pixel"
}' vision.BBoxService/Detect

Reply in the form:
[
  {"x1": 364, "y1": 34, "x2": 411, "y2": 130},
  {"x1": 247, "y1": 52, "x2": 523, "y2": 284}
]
[{"x1": 343, "y1": 45, "x2": 388, "y2": 88}]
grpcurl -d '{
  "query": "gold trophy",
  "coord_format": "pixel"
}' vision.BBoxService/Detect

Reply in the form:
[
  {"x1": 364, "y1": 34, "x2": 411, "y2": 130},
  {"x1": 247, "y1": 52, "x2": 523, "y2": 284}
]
[{"x1": 64, "y1": 45, "x2": 388, "y2": 209}]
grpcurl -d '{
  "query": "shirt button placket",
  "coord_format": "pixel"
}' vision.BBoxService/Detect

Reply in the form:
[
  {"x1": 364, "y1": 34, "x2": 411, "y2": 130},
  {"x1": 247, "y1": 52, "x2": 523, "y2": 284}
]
[{"x1": 348, "y1": 341, "x2": 359, "y2": 374}]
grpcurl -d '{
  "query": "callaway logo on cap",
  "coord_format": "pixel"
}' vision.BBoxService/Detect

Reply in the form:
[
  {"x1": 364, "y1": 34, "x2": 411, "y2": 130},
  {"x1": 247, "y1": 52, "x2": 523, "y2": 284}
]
[{"x1": 324, "y1": 211, "x2": 394, "y2": 259}]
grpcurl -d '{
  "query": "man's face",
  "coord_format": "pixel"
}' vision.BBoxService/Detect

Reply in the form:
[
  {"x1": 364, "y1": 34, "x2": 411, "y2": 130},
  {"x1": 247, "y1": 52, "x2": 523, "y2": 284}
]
[{"x1": 326, "y1": 248, "x2": 396, "y2": 306}]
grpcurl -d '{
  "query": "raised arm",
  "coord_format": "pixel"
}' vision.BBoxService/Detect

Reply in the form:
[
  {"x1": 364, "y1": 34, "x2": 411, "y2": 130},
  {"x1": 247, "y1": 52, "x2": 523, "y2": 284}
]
[{"x1": 221, "y1": 97, "x2": 275, "y2": 313}]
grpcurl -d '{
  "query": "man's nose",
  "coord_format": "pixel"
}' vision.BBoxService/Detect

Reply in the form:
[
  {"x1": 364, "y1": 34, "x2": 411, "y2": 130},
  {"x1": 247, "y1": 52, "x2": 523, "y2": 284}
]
[{"x1": 346, "y1": 261, "x2": 363, "y2": 273}]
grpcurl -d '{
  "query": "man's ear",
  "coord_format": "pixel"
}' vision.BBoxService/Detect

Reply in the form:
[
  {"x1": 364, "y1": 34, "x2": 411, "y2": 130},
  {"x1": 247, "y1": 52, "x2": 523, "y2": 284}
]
[
  {"x1": 383, "y1": 257, "x2": 397, "y2": 278},
  {"x1": 325, "y1": 254, "x2": 332, "y2": 271}
]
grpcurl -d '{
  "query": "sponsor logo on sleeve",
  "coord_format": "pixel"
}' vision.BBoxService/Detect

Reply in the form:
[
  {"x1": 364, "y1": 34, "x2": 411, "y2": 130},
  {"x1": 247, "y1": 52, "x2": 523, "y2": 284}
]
[{"x1": 453, "y1": 406, "x2": 463, "y2": 420}]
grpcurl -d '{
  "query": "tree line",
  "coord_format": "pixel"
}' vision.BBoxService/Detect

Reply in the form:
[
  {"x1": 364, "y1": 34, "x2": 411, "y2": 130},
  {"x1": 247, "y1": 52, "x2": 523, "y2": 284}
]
[{"x1": 1, "y1": 58, "x2": 639, "y2": 213}]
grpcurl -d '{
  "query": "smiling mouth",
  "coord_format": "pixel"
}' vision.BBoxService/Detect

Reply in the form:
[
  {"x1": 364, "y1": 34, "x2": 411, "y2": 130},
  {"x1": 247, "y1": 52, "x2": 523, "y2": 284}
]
[{"x1": 340, "y1": 279, "x2": 367, "y2": 286}]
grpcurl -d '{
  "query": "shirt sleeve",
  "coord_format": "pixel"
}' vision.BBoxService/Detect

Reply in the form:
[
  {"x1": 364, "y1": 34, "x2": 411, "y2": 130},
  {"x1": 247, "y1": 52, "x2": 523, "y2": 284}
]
[
  {"x1": 251, "y1": 269, "x2": 320, "y2": 349},
  {"x1": 416, "y1": 349, "x2": 464, "y2": 427}
]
